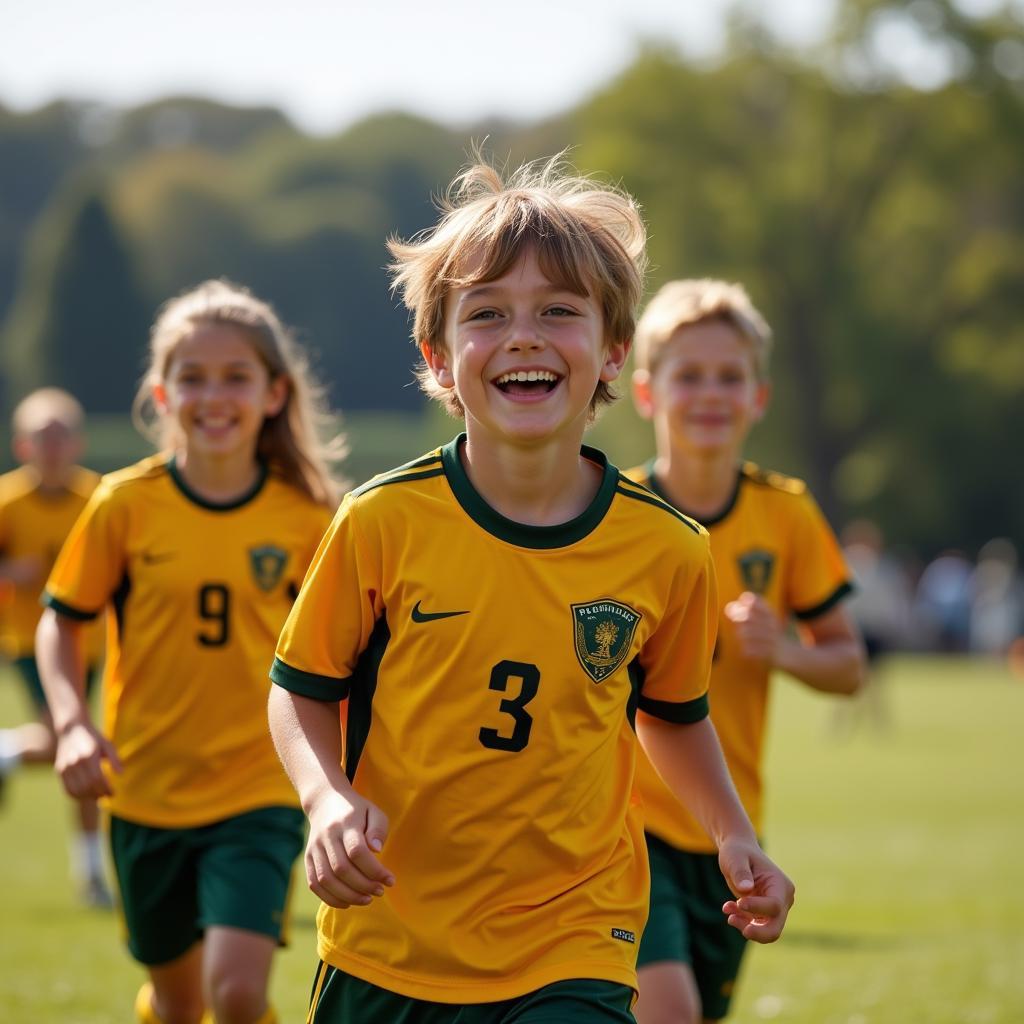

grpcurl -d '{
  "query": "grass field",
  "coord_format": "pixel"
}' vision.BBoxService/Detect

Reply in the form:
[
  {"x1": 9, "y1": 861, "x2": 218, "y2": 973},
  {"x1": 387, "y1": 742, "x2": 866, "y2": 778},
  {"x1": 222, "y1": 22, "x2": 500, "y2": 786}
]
[{"x1": 1, "y1": 656, "x2": 1021, "y2": 1023}]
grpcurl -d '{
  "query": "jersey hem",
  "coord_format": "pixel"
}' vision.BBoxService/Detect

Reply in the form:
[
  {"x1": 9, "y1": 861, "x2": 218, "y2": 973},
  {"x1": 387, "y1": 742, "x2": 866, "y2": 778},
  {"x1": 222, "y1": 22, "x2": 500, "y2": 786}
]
[
  {"x1": 270, "y1": 657, "x2": 350, "y2": 701},
  {"x1": 105, "y1": 794, "x2": 302, "y2": 830},
  {"x1": 637, "y1": 692, "x2": 709, "y2": 724},
  {"x1": 316, "y1": 940, "x2": 638, "y2": 1004}
]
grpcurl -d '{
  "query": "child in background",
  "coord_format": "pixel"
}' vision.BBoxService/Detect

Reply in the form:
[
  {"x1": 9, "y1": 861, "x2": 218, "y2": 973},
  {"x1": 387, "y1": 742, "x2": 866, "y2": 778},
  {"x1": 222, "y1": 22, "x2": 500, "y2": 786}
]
[
  {"x1": 0, "y1": 387, "x2": 111, "y2": 906},
  {"x1": 628, "y1": 279, "x2": 865, "y2": 1024},
  {"x1": 269, "y1": 158, "x2": 794, "y2": 1024},
  {"x1": 37, "y1": 281, "x2": 340, "y2": 1024}
]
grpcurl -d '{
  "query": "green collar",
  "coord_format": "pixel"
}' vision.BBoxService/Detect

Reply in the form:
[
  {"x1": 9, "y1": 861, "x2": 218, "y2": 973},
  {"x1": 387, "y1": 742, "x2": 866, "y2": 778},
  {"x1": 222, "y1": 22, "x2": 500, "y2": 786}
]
[
  {"x1": 643, "y1": 458, "x2": 743, "y2": 527},
  {"x1": 167, "y1": 455, "x2": 268, "y2": 511},
  {"x1": 441, "y1": 434, "x2": 618, "y2": 549}
]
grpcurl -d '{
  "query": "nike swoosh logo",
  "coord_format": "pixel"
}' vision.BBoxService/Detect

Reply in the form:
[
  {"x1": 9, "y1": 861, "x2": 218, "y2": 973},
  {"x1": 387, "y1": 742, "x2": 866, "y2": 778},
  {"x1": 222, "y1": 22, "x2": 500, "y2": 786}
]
[
  {"x1": 411, "y1": 600, "x2": 469, "y2": 623},
  {"x1": 141, "y1": 551, "x2": 177, "y2": 564}
]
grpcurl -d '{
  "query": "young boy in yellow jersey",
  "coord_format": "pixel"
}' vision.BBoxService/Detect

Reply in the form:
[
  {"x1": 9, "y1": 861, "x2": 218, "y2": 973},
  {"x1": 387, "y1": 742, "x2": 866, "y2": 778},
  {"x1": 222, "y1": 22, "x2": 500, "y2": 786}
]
[
  {"x1": 269, "y1": 158, "x2": 795, "y2": 1024},
  {"x1": 627, "y1": 279, "x2": 865, "y2": 1024},
  {"x1": 0, "y1": 388, "x2": 111, "y2": 906}
]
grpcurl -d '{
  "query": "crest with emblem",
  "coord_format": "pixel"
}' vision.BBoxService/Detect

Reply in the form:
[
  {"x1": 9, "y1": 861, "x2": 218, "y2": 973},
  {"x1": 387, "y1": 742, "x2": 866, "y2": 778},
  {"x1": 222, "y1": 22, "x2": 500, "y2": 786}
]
[
  {"x1": 571, "y1": 599, "x2": 642, "y2": 684},
  {"x1": 249, "y1": 544, "x2": 289, "y2": 592},
  {"x1": 737, "y1": 548, "x2": 775, "y2": 594}
]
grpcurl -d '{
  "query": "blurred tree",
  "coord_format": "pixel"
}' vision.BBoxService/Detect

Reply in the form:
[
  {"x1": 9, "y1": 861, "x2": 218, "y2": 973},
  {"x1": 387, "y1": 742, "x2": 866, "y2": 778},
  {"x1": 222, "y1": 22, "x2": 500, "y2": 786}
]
[
  {"x1": 573, "y1": 2, "x2": 1023, "y2": 552},
  {"x1": 0, "y1": 103, "x2": 87, "y2": 327},
  {"x1": 1, "y1": 178, "x2": 151, "y2": 414}
]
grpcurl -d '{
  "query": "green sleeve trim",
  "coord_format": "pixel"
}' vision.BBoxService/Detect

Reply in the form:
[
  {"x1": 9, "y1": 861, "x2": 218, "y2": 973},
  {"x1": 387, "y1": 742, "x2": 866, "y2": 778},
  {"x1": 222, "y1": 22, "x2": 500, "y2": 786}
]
[
  {"x1": 793, "y1": 580, "x2": 855, "y2": 621},
  {"x1": 41, "y1": 592, "x2": 99, "y2": 622},
  {"x1": 638, "y1": 692, "x2": 709, "y2": 724},
  {"x1": 269, "y1": 657, "x2": 350, "y2": 701}
]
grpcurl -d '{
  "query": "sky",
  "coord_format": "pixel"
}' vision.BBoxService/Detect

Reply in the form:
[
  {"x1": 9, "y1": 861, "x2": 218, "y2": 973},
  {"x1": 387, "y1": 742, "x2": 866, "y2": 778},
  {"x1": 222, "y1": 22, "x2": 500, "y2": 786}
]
[{"x1": 0, "y1": 0, "x2": 838, "y2": 135}]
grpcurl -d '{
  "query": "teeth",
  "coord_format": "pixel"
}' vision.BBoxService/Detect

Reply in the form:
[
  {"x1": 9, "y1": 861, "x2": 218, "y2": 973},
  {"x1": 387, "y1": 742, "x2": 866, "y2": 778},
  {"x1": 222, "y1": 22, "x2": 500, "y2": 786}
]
[{"x1": 496, "y1": 370, "x2": 558, "y2": 385}]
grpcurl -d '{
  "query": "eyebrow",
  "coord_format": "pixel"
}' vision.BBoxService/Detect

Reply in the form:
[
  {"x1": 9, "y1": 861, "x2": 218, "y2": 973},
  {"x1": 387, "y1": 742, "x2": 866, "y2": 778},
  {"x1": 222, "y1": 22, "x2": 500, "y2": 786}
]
[
  {"x1": 176, "y1": 360, "x2": 258, "y2": 370},
  {"x1": 459, "y1": 281, "x2": 589, "y2": 304}
]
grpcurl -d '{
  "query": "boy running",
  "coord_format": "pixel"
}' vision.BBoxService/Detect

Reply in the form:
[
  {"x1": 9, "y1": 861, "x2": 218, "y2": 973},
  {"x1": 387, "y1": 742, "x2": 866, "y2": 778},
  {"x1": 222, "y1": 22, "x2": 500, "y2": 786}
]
[
  {"x1": 628, "y1": 279, "x2": 865, "y2": 1024},
  {"x1": 269, "y1": 160, "x2": 795, "y2": 1023}
]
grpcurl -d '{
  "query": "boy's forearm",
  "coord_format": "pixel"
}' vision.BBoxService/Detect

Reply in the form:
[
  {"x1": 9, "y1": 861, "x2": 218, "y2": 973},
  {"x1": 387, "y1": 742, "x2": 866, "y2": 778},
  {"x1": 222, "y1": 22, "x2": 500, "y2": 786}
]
[
  {"x1": 268, "y1": 685, "x2": 354, "y2": 813},
  {"x1": 775, "y1": 636, "x2": 864, "y2": 695},
  {"x1": 637, "y1": 714, "x2": 757, "y2": 848},
  {"x1": 35, "y1": 608, "x2": 89, "y2": 733}
]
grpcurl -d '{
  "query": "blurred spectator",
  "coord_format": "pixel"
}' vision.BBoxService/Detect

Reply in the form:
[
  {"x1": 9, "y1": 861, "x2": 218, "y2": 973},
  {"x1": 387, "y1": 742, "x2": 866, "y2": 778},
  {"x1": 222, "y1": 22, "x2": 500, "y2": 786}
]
[
  {"x1": 842, "y1": 519, "x2": 913, "y2": 658},
  {"x1": 832, "y1": 519, "x2": 912, "y2": 736},
  {"x1": 914, "y1": 550, "x2": 974, "y2": 653},
  {"x1": 969, "y1": 539, "x2": 1023, "y2": 657}
]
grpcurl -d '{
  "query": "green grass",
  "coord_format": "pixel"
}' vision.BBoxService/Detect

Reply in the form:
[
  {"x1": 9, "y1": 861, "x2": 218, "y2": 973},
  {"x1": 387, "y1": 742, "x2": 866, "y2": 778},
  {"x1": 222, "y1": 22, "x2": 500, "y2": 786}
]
[{"x1": 1, "y1": 657, "x2": 1021, "y2": 1022}]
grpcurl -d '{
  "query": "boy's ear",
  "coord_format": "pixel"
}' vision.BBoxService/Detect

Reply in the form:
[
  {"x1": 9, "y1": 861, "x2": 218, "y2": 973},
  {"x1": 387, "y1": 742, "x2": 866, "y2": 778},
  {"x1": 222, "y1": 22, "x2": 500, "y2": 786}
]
[
  {"x1": 631, "y1": 368, "x2": 654, "y2": 421},
  {"x1": 419, "y1": 340, "x2": 455, "y2": 389},
  {"x1": 12, "y1": 434, "x2": 31, "y2": 464},
  {"x1": 752, "y1": 379, "x2": 772, "y2": 422},
  {"x1": 152, "y1": 381, "x2": 169, "y2": 413},
  {"x1": 599, "y1": 337, "x2": 631, "y2": 384}
]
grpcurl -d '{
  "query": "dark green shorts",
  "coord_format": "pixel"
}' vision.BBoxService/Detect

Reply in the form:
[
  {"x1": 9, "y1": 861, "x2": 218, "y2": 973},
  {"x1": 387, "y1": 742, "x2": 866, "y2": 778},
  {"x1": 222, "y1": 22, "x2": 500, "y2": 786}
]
[
  {"x1": 13, "y1": 655, "x2": 98, "y2": 710},
  {"x1": 306, "y1": 963, "x2": 636, "y2": 1023},
  {"x1": 110, "y1": 806, "x2": 305, "y2": 966},
  {"x1": 637, "y1": 832, "x2": 748, "y2": 1020}
]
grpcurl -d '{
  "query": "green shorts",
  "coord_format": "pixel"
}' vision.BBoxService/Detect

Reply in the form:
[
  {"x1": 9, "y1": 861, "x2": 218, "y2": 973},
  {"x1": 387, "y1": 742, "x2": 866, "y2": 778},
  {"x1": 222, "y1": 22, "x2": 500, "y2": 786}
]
[
  {"x1": 13, "y1": 655, "x2": 98, "y2": 710},
  {"x1": 110, "y1": 806, "x2": 305, "y2": 966},
  {"x1": 306, "y1": 964, "x2": 635, "y2": 1024},
  {"x1": 637, "y1": 832, "x2": 748, "y2": 1020}
]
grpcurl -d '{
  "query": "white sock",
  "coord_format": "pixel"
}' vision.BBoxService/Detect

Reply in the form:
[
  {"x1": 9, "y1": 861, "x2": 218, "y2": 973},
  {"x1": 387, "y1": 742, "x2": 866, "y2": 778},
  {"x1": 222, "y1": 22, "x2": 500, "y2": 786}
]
[
  {"x1": 75, "y1": 832, "x2": 106, "y2": 880},
  {"x1": 0, "y1": 730, "x2": 23, "y2": 775}
]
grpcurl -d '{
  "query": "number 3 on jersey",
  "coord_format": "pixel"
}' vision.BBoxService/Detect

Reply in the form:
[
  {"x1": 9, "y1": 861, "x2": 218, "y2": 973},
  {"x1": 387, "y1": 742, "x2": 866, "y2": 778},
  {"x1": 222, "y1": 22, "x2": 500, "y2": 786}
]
[
  {"x1": 479, "y1": 660, "x2": 540, "y2": 752},
  {"x1": 197, "y1": 583, "x2": 231, "y2": 646}
]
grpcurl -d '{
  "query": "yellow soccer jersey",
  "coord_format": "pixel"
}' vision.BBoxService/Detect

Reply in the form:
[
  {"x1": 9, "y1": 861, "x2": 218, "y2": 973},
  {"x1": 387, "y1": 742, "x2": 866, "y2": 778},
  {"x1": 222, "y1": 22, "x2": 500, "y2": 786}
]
[
  {"x1": 0, "y1": 465, "x2": 103, "y2": 662},
  {"x1": 44, "y1": 454, "x2": 332, "y2": 828},
  {"x1": 627, "y1": 461, "x2": 853, "y2": 853},
  {"x1": 272, "y1": 436, "x2": 717, "y2": 1004}
]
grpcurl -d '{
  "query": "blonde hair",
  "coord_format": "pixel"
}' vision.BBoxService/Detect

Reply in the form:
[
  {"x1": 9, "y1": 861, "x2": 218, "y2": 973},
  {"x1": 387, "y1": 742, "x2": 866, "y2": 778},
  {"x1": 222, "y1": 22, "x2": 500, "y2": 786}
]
[
  {"x1": 634, "y1": 279, "x2": 772, "y2": 379},
  {"x1": 387, "y1": 154, "x2": 648, "y2": 417},
  {"x1": 12, "y1": 387, "x2": 85, "y2": 435},
  {"x1": 133, "y1": 279, "x2": 343, "y2": 507}
]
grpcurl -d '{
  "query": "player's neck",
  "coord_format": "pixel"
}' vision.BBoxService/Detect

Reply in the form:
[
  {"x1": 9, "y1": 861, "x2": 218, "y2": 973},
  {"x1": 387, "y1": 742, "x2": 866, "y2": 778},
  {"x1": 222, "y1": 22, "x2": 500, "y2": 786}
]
[
  {"x1": 174, "y1": 448, "x2": 262, "y2": 505},
  {"x1": 654, "y1": 448, "x2": 740, "y2": 521},
  {"x1": 28, "y1": 464, "x2": 74, "y2": 494},
  {"x1": 460, "y1": 431, "x2": 601, "y2": 527}
]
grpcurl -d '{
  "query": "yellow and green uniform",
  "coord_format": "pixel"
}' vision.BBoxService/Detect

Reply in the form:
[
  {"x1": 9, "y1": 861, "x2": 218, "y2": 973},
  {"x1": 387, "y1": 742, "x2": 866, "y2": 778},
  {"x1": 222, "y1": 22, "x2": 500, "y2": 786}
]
[
  {"x1": 271, "y1": 435, "x2": 718, "y2": 1005},
  {"x1": 0, "y1": 465, "x2": 104, "y2": 667},
  {"x1": 626, "y1": 461, "x2": 852, "y2": 855},
  {"x1": 43, "y1": 454, "x2": 332, "y2": 828}
]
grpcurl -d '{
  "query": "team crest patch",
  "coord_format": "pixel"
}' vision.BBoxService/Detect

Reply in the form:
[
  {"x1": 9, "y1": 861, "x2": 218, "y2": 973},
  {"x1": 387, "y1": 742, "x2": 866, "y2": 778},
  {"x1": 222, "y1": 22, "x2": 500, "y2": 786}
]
[
  {"x1": 737, "y1": 548, "x2": 775, "y2": 594},
  {"x1": 571, "y1": 600, "x2": 642, "y2": 684},
  {"x1": 249, "y1": 545, "x2": 289, "y2": 592}
]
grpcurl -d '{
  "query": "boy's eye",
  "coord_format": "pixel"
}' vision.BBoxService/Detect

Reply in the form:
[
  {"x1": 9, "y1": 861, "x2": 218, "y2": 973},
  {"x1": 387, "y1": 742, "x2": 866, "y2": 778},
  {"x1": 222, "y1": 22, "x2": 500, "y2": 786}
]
[
  {"x1": 468, "y1": 309, "x2": 501, "y2": 321},
  {"x1": 545, "y1": 305, "x2": 578, "y2": 317}
]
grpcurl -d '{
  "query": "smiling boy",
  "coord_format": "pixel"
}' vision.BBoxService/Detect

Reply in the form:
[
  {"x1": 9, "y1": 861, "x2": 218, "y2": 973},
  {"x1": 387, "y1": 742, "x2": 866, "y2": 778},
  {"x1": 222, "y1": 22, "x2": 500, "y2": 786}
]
[
  {"x1": 627, "y1": 279, "x2": 864, "y2": 1024},
  {"x1": 268, "y1": 160, "x2": 794, "y2": 1023}
]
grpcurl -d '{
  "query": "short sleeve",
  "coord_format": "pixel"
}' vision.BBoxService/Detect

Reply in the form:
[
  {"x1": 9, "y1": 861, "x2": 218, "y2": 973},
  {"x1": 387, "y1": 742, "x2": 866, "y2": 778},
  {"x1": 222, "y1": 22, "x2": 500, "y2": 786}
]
[
  {"x1": 636, "y1": 532, "x2": 718, "y2": 723},
  {"x1": 271, "y1": 495, "x2": 383, "y2": 702},
  {"x1": 786, "y1": 490, "x2": 853, "y2": 620},
  {"x1": 43, "y1": 482, "x2": 126, "y2": 620}
]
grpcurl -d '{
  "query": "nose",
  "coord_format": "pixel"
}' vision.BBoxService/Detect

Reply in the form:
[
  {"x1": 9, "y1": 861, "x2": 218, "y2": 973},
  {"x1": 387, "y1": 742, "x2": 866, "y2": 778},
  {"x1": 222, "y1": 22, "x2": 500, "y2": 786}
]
[{"x1": 504, "y1": 311, "x2": 545, "y2": 352}]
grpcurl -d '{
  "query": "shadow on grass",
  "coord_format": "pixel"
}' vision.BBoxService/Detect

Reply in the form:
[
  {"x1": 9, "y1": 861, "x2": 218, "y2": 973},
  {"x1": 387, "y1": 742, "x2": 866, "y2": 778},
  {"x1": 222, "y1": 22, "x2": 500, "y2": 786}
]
[{"x1": 783, "y1": 929, "x2": 903, "y2": 951}]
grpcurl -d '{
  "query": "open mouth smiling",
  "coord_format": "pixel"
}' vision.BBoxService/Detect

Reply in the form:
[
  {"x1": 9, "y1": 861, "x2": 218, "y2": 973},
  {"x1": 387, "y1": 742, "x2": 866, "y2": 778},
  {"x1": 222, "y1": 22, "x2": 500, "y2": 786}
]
[{"x1": 493, "y1": 370, "x2": 562, "y2": 396}]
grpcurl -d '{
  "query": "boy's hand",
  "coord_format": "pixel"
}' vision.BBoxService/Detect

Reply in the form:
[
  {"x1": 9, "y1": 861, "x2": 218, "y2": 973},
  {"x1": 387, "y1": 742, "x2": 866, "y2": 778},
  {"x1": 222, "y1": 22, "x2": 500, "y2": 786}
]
[
  {"x1": 718, "y1": 837, "x2": 795, "y2": 943},
  {"x1": 305, "y1": 790, "x2": 395, "y2": 909},
  {"x1": 54, "y1": 719, "x2": 122, "y2": 799},
  {"x1": 725, "y1": 592, "x2": 782, "y2": 665}
]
